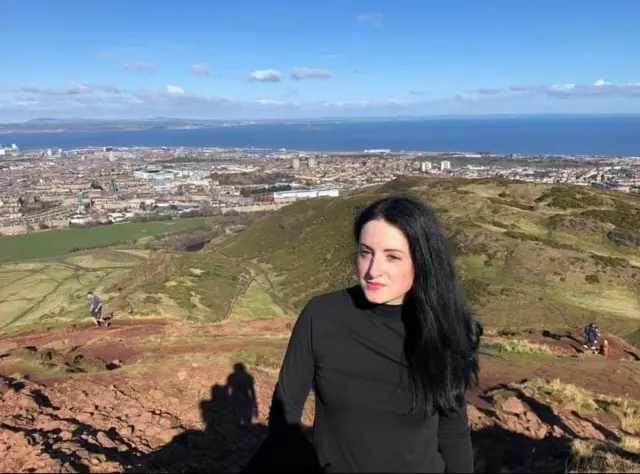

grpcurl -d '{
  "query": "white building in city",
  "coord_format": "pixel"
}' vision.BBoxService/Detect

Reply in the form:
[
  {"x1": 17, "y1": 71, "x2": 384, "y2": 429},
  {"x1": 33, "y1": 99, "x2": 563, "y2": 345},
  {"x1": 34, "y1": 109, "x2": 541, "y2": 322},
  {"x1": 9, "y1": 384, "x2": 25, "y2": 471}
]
[
  {"x1": 272, "y1": 187, "x2": 340, "y2": 203},
  {"x1": 133, "y1": 167, "x2": 183, "y2": 180}
]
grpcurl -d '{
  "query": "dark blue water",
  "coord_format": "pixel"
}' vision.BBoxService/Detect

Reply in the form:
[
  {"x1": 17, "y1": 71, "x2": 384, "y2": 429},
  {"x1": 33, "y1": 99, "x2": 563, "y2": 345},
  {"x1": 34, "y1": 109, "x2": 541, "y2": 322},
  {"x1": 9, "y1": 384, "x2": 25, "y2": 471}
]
[{"x1": 2, "y1": 116, "x2": 639, "y2": 156}]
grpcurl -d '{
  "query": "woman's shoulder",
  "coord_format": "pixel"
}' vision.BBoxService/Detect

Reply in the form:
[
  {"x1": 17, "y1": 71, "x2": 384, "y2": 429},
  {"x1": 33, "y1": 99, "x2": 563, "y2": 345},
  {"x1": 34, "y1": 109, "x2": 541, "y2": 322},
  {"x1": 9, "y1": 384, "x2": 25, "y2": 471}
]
[{"x1": 302, "y1": 285, "x2": 362, "y2": 314}]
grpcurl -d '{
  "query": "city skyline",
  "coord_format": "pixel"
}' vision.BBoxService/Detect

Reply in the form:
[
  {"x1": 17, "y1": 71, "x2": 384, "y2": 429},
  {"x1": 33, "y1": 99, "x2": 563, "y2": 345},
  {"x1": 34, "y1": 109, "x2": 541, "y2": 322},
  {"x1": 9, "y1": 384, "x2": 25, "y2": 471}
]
[{"x1": 2, "y1": 0, "x2": 639, "y2": 121}]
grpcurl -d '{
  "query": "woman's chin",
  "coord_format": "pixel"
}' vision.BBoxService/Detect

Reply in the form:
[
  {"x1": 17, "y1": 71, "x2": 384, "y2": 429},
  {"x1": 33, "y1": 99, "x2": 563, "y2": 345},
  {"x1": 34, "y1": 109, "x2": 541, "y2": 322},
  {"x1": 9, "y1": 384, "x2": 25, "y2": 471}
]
[{"x1": 361, "y1": 287, "x2": 403, "y2": 305}]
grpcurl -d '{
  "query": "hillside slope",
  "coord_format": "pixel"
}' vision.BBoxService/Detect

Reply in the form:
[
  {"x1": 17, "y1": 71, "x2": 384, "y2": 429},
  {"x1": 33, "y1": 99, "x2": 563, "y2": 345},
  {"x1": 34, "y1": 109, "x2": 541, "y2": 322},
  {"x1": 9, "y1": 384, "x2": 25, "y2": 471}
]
[
  {"x1": 34, "y1": 176, "x2": 640, "y2": 346},
  {"x1": 211, "y1": 177, "x2": 640, "y2": 343}
]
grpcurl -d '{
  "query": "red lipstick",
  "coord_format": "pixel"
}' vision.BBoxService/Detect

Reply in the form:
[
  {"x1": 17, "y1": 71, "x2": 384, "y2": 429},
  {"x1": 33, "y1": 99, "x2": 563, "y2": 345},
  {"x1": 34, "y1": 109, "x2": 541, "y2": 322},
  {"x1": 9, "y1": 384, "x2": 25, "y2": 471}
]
[{"x1": 366, "y1": 282, "x2": 384, "y2": 290}]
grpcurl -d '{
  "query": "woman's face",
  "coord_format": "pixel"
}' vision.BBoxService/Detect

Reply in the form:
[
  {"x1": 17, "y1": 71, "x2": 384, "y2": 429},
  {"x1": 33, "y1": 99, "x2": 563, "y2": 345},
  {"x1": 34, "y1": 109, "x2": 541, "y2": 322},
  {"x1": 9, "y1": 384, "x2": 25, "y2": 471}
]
[{"x1": 356, "y1": 218, "x2": 415, "y2": 306}]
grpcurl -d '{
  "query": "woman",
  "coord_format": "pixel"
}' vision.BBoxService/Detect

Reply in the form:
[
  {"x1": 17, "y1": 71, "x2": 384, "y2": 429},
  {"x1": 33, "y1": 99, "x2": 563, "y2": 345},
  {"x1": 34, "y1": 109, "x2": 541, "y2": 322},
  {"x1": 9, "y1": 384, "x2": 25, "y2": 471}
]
[{"x1": 262, "y1": 195, "x2": 482, "y2": 473}]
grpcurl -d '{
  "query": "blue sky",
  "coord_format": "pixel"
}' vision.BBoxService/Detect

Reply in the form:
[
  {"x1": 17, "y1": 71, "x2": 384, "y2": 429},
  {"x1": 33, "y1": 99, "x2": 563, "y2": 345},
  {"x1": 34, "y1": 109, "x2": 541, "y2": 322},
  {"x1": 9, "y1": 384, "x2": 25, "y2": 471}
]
[{"x1": 1, "y1": 0, "x2": 639, "y2": 121}]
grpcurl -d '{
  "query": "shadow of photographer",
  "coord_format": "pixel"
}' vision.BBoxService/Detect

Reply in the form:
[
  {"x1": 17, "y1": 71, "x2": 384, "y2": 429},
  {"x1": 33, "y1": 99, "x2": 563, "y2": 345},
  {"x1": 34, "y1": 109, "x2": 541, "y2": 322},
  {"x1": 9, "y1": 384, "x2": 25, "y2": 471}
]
[{"x1": 127, "y1": 362, "x2": 320, "y2": 473}]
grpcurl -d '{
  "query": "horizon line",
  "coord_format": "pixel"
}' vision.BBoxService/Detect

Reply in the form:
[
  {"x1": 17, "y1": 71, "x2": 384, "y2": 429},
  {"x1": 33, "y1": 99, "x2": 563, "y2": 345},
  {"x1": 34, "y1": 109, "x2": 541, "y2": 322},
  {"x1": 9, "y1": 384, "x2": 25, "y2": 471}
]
[{"x1": 2, "y1": 111, "x2": 640, "y2": 126}]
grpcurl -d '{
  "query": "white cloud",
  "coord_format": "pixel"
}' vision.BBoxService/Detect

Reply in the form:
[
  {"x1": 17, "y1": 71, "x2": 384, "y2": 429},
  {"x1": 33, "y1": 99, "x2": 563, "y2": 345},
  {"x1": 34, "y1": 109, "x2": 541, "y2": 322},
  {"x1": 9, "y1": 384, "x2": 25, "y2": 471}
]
[
  {"x1": 475, "y1": 87, "x2": 502, "y2": 95},
  {"x1": 190, "y1": 63, "x2": 210, "y2": 76},
  {"x1": 166, "y1": 84, "x2": 184, "y2": 95},
  {"x1": 356, "y1": 12, "x2": 383, "y2": 26},
  {"x1": 321, "y1": 98, "x2": 415, "y2": 108},
  {"x1": 548, "y1": 83, "x2": 576, "y2": 93},
  {"x1": 0, "y1": 82, "x2": 124, "y2": 95},
  {"x1": 120, "y1": 61, "x2": 157, "y2": 73},
  {"x1": 2, "y1": 78, "x2": 640, "y2": 121},
  {"x1": 409, "y1": 89, "x2": 425, "y2": 95},
  {"x1": 249, "y1": 69, "x2": 282, "y2": 83},
  {"x1": 290, "y1": 67, "x2": 333, "y2": 80},
  {"x1": 256, "y1": 98, "x2": 288, "y2": 106},
  {"x1": 0, "y1": 82, "x2": 236, "y2": 119},
  {"x1": 459, "y1": 80, "x2": 640, "y2": 100}
]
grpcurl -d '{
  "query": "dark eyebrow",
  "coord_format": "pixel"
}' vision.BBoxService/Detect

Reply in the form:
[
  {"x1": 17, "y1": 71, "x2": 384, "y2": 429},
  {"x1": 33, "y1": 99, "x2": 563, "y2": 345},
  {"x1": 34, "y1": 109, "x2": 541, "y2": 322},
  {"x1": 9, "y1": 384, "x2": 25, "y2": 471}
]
[{"x1": 359, "y1": 243, "x2": 407, "y2": 254}]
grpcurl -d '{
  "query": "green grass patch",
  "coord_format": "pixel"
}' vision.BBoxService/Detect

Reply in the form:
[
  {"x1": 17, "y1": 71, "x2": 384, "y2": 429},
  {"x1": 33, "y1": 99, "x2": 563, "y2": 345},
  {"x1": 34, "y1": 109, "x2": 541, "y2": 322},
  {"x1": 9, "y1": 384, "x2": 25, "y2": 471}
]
[
  {"x1": 109, "y1": 251, "x2": 251, "y2": 322},
  {"x1": 218, "y1": 346, "x2": 286, "y2": 373},
  {"x1": 506, "y1": 378, "x2": 640, "y2": 431},
  {"x1": 3, "y1": 346, "x2": 114, "y2": 375},
  {"x1": 0, "y1": 250, "x2": 143, "y2": 331},
  {"x1": 0, "y1": 217, "x2": 215, "y2": 263},
  {"x1": 481, "y1": 338, "x2": 554, "y2": 357},
  {"x1": 228, "y1": 273, "x2": 289, "y2": 320},
  {"x1": 534, "y1": 186, "x2": 608, "y2": 210}
]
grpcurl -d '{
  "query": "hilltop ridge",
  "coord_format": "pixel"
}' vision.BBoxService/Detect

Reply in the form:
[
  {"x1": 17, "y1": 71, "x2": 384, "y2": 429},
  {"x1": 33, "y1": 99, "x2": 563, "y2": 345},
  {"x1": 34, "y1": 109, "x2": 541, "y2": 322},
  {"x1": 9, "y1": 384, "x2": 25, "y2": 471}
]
[{"x1": 99, "y1": 176, "x2": 640, "y2": 346}]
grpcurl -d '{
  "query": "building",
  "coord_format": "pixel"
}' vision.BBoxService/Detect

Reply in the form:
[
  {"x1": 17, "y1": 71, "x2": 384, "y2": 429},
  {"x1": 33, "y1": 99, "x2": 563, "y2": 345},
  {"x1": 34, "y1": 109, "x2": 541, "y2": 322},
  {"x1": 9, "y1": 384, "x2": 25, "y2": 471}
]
[
  {"x1": 421, "y1": 161, "x2": 432, "y2": 172},
  {"x1": 308, "y1": 157, "x2": 316, "y2": 168},
  {"x1": 268, "y1": 187, "x2": 340, "y2": 203},
  {"x1": 364, "y1": 149, "x2": 391, "y2": 154},
  {"x1": 133, "y1": 167, "x2": 183, "y2": 180},
  {"x1": 440, "y1": 160, "x2": 451, "y2": 171},
  {"x1": 292, "y1": 157, "x2": 300, "y2": 170}
]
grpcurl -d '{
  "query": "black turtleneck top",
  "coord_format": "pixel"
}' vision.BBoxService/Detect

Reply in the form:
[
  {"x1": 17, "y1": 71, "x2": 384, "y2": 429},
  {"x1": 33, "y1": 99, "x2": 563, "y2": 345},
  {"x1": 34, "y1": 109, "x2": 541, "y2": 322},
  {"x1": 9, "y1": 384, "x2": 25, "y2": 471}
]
[{"x1": 267, "y1": 285, "x2": 474, "y2": 473}]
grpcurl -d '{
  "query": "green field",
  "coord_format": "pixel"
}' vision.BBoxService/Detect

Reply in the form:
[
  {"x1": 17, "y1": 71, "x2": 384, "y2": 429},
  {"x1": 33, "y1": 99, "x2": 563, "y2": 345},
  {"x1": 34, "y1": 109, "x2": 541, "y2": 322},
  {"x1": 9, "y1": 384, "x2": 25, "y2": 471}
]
[
  {"x1": 0, "y1": 217, "x2": 216, "y2": 263},
  {"x1": 0, "y1": 249, "x2": 145, "y2": 332}
]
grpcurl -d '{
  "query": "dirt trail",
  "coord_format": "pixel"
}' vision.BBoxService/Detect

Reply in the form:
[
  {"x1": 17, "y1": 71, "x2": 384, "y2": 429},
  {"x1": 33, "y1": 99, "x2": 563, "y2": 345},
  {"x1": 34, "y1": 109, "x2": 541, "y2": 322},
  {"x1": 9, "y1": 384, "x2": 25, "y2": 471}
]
[
  {"x1": 0, "y1": 318, "x2": 292, "y2": 385},
  {"x1": 3, "y1": 317, "x2": 292, "y2": 351},
  {"x1": 527, "y1": 329, "x2": 640, "y2": 361},
  {"x1": 4, "y1": 319, "x2": 170, "y2": 351},
  {"x1": 488, "y1": 328, "x2": 640, "y2": 361}
]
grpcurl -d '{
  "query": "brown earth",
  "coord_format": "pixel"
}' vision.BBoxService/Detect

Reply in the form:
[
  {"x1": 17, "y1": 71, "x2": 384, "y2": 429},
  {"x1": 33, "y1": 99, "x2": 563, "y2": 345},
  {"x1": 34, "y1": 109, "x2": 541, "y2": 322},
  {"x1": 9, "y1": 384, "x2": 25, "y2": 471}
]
[
  {"x1": 0, "y1": 318, "x2": 293, "y2": 384},
  {"x1": 490, "y1": 328, "x2": 640, "y2": 361},
  {"x1": 1, "y1": 319, "x2": 639, "y2": 473},
  {"x1": 527, "y1": 329, "x2": 640, "y2": 361}
]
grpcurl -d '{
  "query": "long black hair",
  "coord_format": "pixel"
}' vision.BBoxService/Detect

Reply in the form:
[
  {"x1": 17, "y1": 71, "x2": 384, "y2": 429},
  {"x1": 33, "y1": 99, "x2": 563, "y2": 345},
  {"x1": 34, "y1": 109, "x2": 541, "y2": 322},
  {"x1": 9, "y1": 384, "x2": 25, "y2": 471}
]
[{"x1": 354, "y1": 194, "x2": 483, "y2": 414}]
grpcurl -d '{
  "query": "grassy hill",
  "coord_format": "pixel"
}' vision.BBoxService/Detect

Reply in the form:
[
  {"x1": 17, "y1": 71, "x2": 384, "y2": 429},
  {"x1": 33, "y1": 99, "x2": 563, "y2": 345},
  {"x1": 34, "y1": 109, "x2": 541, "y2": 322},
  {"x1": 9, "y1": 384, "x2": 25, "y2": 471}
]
[
  {"x1": 121, "y1": 176, "x2": 640, "y2": 344},
  {"x1": 0, "y1": 216, "x2": 232, "y2": 333},
  {"x1": 3, "y1": 177, "x2": 640, "y2": 345},
  {"x1": 0, "y1": 249, "x2": 146, "y2": 332}
]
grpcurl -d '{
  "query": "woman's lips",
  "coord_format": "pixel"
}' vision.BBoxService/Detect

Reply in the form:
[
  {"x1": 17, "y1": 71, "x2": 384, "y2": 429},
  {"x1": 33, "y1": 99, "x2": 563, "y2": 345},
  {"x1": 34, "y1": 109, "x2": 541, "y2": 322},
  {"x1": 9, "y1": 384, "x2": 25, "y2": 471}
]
[{"x1": 366, "y1": 281, "x2": 384, "y2": 290}]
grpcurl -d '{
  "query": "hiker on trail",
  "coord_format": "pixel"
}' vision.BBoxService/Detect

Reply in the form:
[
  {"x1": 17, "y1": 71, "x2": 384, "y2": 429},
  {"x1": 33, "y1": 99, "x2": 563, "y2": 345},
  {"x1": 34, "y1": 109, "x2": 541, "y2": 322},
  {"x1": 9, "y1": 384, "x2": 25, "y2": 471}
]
[
  {"x1": 256, "y1": 195, "x2": 481, "y2": 473},
  {"x1": 87, "y1": 291, "x2": 107, "y2": 328},
  {"x1": 584, "y1": 323, "x2": 599, "y2": 349}
]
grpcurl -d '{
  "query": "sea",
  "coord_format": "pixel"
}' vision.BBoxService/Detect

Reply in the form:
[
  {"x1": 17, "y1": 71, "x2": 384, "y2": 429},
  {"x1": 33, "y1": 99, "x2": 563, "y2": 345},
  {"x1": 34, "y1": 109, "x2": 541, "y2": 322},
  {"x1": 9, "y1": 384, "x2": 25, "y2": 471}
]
[{"x1": 2, "y1": 115, "x2": 640, "y2": 157}]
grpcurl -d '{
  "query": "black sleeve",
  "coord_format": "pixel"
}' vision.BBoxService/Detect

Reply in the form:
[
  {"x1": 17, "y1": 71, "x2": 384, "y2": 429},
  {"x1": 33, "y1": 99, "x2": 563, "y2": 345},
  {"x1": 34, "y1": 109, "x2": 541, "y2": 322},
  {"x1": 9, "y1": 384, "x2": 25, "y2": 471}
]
[
  {"x1": 437, "y1": 398, "x2": 474, "y2": 473},
  {"x1": 268, "y1": 300, "x2": 316, "y2": 432}
]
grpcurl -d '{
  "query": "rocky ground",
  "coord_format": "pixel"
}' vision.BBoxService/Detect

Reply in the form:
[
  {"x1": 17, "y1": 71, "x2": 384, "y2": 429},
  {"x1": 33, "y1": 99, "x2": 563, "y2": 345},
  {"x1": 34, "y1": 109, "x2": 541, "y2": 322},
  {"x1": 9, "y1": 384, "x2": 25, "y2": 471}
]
[{"x1": 1, "y1": 320, "x2": 639, "y2": 473}]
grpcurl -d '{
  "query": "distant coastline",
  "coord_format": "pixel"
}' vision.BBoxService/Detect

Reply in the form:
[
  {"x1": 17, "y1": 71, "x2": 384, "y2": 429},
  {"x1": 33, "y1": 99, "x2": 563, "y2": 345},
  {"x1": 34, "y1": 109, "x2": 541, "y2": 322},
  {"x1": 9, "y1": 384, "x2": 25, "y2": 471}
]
[
  {"x1": 1, "y1": 115, "x2": 639, "y2": 157},
  {"x1": 1, "y1": 113, "x2": 640, "y2": 133}
]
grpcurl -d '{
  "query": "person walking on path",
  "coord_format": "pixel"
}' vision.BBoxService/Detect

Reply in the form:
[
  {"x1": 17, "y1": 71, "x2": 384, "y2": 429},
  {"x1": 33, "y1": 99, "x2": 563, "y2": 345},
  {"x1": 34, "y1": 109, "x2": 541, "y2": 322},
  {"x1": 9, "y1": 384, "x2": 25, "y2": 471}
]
[{"x1": 87, "y1": 291, "x2": 108, "y2": 328}]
